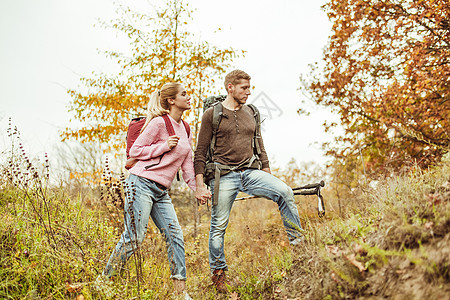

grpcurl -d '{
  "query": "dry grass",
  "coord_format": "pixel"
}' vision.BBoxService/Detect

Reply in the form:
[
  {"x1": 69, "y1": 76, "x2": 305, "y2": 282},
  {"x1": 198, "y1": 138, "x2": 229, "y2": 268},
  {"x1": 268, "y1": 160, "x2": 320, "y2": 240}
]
[
  {"x1": 2, "y1": 124, "x2": 448, "y2": 299},
  {"x1": 279, "y1": 156, "x2": 450, "y2": 299}
]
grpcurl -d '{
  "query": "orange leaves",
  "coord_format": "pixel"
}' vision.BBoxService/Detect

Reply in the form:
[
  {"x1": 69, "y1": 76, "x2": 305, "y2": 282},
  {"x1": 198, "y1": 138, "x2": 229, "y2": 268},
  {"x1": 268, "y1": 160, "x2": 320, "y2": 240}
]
[
  {"x1": 69, "y1": 168, "x2": 103, "y2": 185},
  {"x1": 66, "y1": 282, "x2": 83, "y2": 293},
  {"x1": 301, "y1": 0, "x2": 450, "y2": 174},
  {"x1": 63, "y1": 0, "x2": 242, "y2": 150}
]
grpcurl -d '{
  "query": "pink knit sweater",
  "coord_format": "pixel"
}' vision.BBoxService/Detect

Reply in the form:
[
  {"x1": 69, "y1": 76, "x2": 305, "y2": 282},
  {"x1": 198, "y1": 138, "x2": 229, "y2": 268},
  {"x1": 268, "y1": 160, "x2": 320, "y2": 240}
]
[{"x1": 128, "y1": 115, "x2": 196, "y2": 191}]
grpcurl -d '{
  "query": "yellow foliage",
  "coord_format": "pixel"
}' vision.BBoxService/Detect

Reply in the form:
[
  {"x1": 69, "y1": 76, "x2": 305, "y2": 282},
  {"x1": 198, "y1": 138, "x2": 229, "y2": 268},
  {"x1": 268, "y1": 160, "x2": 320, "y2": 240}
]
[{"x1": 62, "y1": 0, "x2": 242, "y2": 151}]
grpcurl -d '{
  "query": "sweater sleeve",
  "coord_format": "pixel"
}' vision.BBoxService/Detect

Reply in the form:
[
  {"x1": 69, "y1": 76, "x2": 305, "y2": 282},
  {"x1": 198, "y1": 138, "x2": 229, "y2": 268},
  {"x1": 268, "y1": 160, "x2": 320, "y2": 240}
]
[
  {"x1": 129, "y1": 118, "x2": 171, "y2": 160},
  {"x1": 257, "y1": 134, "x2": 270, "y2": 169},
  {"x1": 194, "y1": 108, "x2": 214, "y2": 175}
]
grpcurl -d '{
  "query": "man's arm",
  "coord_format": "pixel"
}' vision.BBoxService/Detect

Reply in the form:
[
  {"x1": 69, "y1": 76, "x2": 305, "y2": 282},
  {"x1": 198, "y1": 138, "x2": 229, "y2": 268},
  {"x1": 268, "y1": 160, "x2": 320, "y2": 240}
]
[
  {"x1": 194, "y1": 109, "x2": 214, "y2": 205},
  {"x1": 257, "y1": 133, "x2": 271, "y2": 172},
  {"x1": 194, "y1": 109, "x2": 213, "y2": 176}
]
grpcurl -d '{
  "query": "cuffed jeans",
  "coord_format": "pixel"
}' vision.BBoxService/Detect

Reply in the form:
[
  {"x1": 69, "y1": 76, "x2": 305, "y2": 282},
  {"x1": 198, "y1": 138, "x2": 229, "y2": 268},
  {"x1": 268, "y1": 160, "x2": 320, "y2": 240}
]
[
  {"x1": 209, "y1": 169, "x2": 303, "y2": 271},
  {"x1": 103, "y1": 174, "x2": 187, "y2": 280}
]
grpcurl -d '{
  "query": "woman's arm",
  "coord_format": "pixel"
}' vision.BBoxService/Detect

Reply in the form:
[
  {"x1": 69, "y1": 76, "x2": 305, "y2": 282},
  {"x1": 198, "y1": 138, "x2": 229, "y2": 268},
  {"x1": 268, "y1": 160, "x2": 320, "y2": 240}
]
[
  {"x1": 129, "y1": 119, "x2": 171, "y2": 160},
  {"x1": 180, "y1": 148, "x2": 197, "y2": 191}
]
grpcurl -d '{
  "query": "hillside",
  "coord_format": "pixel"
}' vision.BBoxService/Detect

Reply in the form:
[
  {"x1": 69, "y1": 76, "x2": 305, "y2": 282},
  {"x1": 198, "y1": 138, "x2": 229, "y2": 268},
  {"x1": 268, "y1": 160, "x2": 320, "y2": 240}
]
[
  {"x1": 1, "y1": 152, "x2": 449, "y2": 299},
  {"x1": 279, "y1": 158, "x2": 450, "y2": 299}
]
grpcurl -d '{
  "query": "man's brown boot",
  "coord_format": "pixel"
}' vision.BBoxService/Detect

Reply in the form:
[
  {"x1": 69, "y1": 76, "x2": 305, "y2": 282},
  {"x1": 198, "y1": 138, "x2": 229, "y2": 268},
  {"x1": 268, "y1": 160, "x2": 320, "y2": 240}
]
[{"x1": 211, "y1": 269, "x2": 227, "y2": 293}]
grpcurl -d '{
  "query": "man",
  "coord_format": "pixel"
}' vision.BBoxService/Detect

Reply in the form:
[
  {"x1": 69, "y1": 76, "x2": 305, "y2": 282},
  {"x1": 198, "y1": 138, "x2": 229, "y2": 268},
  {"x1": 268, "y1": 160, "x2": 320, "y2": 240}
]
[{"x1": 194, "y1": 70, "x2": 304, "y2": 293}]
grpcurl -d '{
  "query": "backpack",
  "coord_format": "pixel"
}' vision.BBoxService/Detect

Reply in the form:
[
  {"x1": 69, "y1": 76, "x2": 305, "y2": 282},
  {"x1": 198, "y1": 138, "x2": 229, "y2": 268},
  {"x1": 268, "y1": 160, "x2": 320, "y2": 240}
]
[
  {"x1": 125, "y1": 114, "x2": 190, "y2": 170},
  {"x1": 202, "y1": 95, "x2": 263, "y2": 205}
]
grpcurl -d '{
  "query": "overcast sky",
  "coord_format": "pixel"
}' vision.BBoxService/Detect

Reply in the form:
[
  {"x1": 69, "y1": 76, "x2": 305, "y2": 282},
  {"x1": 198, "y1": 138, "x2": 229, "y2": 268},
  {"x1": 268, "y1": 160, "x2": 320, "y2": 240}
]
[{"x1": 0, "y1": 0, "x2": 335, "y2": 170}]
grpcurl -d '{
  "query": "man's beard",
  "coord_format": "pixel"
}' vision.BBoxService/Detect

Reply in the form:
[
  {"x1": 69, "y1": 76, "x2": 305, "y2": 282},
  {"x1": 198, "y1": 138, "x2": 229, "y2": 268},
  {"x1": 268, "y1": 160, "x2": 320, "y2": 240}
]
[{"x1": 233, "y1": 95, "x2": 247, "y2": 105}]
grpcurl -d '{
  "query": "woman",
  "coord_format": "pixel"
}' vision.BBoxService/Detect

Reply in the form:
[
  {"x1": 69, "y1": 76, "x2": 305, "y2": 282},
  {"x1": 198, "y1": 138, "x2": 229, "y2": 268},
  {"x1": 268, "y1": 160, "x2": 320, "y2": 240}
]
[{"x1": 102, "y1": 83, "x2": 211, "y2": 299}]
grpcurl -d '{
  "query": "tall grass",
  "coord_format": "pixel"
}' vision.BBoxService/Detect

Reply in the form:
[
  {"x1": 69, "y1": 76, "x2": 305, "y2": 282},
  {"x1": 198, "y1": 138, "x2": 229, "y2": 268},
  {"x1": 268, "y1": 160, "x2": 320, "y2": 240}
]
[
  {"x1": 1, "y1": 123, "x2": 448, "y2": 299},
  {"x1": 0, "y1": 180, "x2": 298, "y2": 299},
  {"x1": 280, "y1": 154, "x2": 450, "y2": 299},
  {"x1": 0, "y1": 124, "x2": 297, "y2": 299}
]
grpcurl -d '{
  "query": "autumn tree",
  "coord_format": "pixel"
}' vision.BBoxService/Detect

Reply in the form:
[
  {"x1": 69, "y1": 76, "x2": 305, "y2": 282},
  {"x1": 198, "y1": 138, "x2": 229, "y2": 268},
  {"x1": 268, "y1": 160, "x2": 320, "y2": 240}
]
[
  {"x1": 62, "y1": 0, "x2": 243, "y2": 151},
  {"x1": 300, "y1": 0, "x2": 449, "y2": 174}
]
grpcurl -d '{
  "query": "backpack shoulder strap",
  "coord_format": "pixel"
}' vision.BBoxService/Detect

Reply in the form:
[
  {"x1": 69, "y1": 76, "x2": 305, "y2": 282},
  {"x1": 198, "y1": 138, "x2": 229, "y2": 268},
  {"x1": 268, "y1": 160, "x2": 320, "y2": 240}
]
[
  {"x1": 247, "y1": 104, "x2": 260, "y2": 125},
  {"x1": 182, "y1": 120, "x2": 191, "y2": 138},
  {"x1": 161, "y1": 114, "x2": 175, "y2": 136},
  {"x1": 210, "y1": 102, "x2": 223, "y2": 154},
  {"x1": 163, "y1": 114, "x2": 190, "y2": 138},
  {"x1": 247, "y1": 104, "x2": 262, "y2": 155}
]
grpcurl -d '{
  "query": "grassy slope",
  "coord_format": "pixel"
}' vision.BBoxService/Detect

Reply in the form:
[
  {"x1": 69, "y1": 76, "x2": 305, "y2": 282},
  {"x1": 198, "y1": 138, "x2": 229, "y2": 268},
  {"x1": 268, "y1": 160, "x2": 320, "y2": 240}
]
[
  {"x1": 1, "y1": 158, "x2": 448, "y2": 299},
  {"x1": 280, "y1": 159, "x2": 450, "y2": 299}
]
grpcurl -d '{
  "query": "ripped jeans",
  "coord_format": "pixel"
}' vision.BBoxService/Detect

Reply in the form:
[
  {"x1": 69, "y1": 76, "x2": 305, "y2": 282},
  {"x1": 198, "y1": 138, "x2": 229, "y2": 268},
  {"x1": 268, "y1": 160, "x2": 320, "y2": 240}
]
[
  {"x1": 209, "y1": 169, "x2": 303, "y2": 271},
  {"x1": 103, "y1": 174, "x2": 187, "y2": 280}
]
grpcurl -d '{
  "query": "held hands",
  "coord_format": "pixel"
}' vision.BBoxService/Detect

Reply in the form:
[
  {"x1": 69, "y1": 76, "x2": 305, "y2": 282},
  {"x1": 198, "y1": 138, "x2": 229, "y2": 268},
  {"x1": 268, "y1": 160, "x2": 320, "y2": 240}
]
[
  {"x1": 167, "y1": 135, "x2": 180, "y2": 149},
  {"x1": 195, "y1": 186, "x2": 212, "y2": 205}
]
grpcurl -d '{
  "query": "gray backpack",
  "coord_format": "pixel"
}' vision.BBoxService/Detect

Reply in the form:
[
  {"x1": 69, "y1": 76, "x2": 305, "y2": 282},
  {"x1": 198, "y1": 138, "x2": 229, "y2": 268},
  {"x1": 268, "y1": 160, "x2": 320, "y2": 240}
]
[{"x1": 202, "y1": 95, "x2": 263, "y2": 205}]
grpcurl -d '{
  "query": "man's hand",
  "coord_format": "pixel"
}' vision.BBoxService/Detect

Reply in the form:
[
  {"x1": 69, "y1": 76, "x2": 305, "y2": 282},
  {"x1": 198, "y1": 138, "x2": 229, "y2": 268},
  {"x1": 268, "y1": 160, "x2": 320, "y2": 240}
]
[
  {"x1": 262, "y1": 167, "x2": 271, "y2": 174},
  {"x1": 195, "y1": 174, "x2": 211, "y2": 205}
]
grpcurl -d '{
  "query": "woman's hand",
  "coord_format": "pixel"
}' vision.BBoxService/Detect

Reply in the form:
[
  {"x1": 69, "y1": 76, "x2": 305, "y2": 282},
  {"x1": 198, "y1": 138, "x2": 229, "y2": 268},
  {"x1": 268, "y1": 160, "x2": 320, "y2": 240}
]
[
  {"x1": 125, "y1": 158, "x2": 138, "y2": 169},
  {"x1": 167, "y1": 135, "x2": 180, "y2": 149}
]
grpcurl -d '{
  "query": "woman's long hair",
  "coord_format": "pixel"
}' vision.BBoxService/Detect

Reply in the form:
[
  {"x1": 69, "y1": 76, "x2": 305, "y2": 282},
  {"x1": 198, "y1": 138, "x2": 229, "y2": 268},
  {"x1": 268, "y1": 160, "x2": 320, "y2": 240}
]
[{"x1": 140, "y1": 82, "x2": 182, "y2": 133}]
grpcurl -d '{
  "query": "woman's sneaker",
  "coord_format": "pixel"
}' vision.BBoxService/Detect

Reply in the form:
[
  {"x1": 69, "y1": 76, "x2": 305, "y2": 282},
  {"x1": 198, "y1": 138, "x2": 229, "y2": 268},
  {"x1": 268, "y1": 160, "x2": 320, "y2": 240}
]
[
  {"x1": 93, "y1": 275, "x2": 115, "y2": 298},
  {"x1": 290, "y1": 236, "x2": 305, "y2": 246},
  {"x1": 173, "y1": 291, "x2": 193, "y2": 300}
]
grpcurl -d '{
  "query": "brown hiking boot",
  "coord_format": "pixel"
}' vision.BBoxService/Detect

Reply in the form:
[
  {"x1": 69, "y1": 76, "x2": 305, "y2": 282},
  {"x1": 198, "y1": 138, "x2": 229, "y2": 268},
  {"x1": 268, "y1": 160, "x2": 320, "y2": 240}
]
[{"x1": 211, "y1": 269, "x2": 227, "y2": 293}]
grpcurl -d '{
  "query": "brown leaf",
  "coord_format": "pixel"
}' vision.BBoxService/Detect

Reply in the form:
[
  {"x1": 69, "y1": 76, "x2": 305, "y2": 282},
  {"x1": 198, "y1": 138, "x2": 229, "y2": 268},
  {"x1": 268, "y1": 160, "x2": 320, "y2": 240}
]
[
  {"x1": 353, "y1": 243, "x2": 365, "y2": 255},
  {"x1": 345, "y1": 254, "x2": 366, "y2": 272},
  {"x1": 426, "y1": 193, "x2": 442, "y2": 205},
  {"x1": 230, "y1": 291, "x2": 240, "y2": 300},
  {"x1": 331, "y1": 272, "x2": 339, "y2": 283},
  {"x1": 424, "y1": 222, "x2": 433, "y2": 230},
  {"x1": 66, "y1": 282, "x2": 83, "y2": 293},
  {"x1": 326, "y1": 245, "x2": 341, "y2": 255}
]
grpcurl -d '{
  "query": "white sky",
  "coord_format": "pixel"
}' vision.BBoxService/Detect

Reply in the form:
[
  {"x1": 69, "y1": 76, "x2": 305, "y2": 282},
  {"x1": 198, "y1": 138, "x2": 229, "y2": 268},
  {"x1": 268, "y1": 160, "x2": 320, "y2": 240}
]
[{"x1": 0, "y1": 0, "x2": 336, "y2": 170}]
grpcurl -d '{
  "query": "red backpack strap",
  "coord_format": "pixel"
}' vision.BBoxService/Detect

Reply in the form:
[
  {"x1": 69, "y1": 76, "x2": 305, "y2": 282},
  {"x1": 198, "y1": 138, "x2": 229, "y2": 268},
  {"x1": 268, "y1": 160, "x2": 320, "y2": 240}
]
[
  {"x1": 161, "y1": 114, "x2": 175, "y2": 136},
  {"x1": 162, "y1": 114, "x2": 190, "y2": 138},
  {"x1": 182, "y1": 120, "x2": 191, "y2": 138}
]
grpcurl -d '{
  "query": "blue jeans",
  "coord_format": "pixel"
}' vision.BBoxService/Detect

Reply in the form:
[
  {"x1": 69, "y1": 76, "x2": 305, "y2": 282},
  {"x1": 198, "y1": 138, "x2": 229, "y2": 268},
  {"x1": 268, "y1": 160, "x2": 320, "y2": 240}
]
[
  {"x1": 209, "y1": 169, "x2": 303, "y2": 271},
  {"x1": 103, "y1": 174, "x2": 187, "y2": 280}
]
